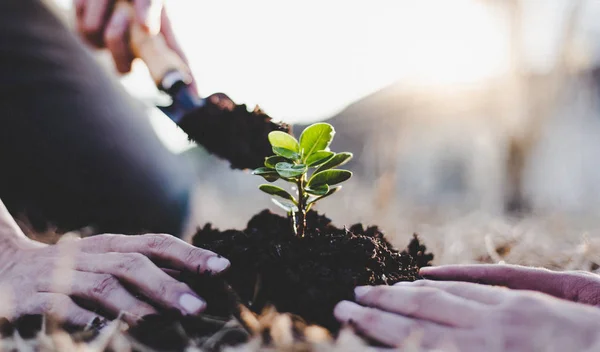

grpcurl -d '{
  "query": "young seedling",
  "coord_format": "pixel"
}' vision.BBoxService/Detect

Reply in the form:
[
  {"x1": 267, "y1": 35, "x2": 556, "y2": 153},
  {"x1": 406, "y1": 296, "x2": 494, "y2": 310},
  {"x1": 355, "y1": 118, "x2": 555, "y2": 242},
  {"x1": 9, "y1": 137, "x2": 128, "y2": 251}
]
[{"x1": 252, "y1": 123, "x2": 353, "y2": 237}]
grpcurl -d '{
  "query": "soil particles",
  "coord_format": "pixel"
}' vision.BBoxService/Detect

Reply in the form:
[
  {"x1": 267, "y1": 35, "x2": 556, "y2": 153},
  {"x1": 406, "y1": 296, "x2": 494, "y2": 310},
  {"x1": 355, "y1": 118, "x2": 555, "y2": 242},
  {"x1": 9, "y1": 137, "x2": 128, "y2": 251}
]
[
  {"x1": 192, "y1": 209, "x2": 434, "y2": 331},
  {"x1": 0, "y1": 211, "x2": 433, "y2": 350}
]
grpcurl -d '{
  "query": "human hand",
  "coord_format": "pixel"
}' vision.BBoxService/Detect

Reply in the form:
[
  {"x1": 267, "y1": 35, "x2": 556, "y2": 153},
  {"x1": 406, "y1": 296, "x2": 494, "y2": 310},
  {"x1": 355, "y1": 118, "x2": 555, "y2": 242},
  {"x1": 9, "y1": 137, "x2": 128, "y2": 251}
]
[
  {"x1": 0, "y1": 232, "x2": 230, "y2": 326},
  {"x1": 420, "y1": 264, "x2": 600, "y2": 306},
  {"x1": 334, "y1": 280, "x2": 600, "y2": 351},
  {"x1": 74, "y1": 0, "x2": 194, "y2": 84}
]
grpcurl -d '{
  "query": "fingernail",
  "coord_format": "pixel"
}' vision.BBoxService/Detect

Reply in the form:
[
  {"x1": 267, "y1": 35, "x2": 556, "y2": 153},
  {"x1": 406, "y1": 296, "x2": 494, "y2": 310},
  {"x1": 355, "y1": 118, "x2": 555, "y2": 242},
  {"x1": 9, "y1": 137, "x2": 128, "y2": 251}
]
[
  {"x1": 179, "y1": 293, "x2": 206, "y2": 314},
  {"x1": 354, "y1": 286, "x2": 372, "y2": 299},
  {"x1": 334, "y1": 301, "x2": 362, "y2": 322},
  {"x1": 207, "y1": 256, "x2": 230, "y2": 273}
]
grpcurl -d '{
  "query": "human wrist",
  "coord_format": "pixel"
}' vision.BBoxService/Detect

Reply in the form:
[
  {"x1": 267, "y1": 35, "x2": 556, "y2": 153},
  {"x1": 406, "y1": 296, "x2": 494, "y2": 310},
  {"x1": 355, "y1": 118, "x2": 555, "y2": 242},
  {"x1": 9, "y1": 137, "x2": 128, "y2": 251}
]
[{"x1": 0, "y1": 228, "x2": 40, "y2": 262}]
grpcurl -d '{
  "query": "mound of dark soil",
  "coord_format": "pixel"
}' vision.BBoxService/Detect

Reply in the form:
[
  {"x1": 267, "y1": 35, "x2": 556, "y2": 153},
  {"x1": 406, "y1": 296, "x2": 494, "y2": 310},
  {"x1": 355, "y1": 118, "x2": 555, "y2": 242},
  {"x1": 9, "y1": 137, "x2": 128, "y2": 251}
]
[
  {"x1": 191, "y1": 210, "x2": 433, "y2": 330},
  {"x1": 178, "y1": 93, "x2": 290, "y2": 170},
  {"x1": 0, "y1": 212, "x2": 431, "y2": 350}
]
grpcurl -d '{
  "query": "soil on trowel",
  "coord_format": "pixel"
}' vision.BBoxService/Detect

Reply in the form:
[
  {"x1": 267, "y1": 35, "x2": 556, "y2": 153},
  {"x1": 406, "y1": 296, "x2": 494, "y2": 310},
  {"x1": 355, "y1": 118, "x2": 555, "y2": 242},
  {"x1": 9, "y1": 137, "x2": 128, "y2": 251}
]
[
  {"x1": 178, "y1": 93, "x2": 290, "y2": 170},
  {"x1": 191, "y1": 209, "x2": 434, "y2": 331}
]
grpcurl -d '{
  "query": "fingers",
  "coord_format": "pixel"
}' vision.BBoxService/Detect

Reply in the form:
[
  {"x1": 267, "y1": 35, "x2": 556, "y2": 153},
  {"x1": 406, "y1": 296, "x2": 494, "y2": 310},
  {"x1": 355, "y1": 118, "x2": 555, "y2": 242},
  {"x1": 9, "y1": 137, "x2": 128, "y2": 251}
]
[
  {"x1": 134, "y1": 0, "x2": 163, "y2": 34},
  {"x1": 159, "y1": 10, "x2": 185, "y2": 62},
  {"x1": 26, "y1": 293, "x2": 97, "y2": 327},
  {"x1": 334, "y1": 300, "x2": 450, "y2": 348},
  {"x1": 162, "y1": 268, "x2": 182, "y2": 279},
  {"x1": 36, "y1": 271, "x2": 157, "y2": 323},
  {"x1": 104, "y1": 6, "x2": 134, "y2": 73},
  {"x1": 354, "y1": 284, "x2": 485, "y2": 327},
  {"x1": 75, "y1": 0, "x2": 162, "y2": 42},
  {"x1": 419, "y1": 264, "x2": 549, "y2": 284},
  {"x1": 75, "y1": 0, "x2": 193, "y2": 85},
  {"x1": 395, "y1": 280, "x2": 507, "y2": 305},
  {"x1": 419, "y1": 264, "x2": 565, "y2": 298},
  {"x1": 74, "y1": 0, "x2": 85, "y2": 17},
  {"x1": 76, "y1": 0, "x2": 111, "y2": 48},
  {"x1": 160, "y1": 8, "x2": 198, "y2": 95},
  {"x1": 79, "y1": 234, "x2": 230, "y2": 275},
  {"x1": 75, "y1": 253, "x2": 206, "y2": 315}
]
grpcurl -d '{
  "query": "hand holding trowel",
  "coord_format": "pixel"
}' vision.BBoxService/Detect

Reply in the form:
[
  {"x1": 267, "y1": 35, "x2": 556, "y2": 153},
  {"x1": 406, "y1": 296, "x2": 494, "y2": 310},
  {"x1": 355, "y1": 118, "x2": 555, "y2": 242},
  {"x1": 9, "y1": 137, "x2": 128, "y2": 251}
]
[{"x1": 117, "y1": 2, "x2": 290, "y2": 170}]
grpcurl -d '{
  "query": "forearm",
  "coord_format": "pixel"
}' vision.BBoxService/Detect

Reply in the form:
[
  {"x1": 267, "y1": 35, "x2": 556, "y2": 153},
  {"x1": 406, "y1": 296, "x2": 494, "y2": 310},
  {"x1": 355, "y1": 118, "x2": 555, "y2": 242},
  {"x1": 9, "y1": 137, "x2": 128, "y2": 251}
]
[{"x1": 0, "y1": 0, "x2": 192, "y2": 236}]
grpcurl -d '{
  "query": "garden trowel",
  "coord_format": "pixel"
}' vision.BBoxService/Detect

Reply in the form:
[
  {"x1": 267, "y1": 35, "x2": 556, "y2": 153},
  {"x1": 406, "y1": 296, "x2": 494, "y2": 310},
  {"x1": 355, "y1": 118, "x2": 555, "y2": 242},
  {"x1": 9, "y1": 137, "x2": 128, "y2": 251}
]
[{"x1": 119, "y1": 2, "x2": 289, "y2": 170}]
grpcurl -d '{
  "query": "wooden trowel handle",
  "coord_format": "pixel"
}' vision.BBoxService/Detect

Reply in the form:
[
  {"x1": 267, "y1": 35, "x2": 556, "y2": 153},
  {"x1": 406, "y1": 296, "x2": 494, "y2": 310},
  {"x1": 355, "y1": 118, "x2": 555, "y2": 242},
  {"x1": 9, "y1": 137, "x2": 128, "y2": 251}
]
[{"x1": 117, "y1": 2, "x2": 192, "y2": 89}]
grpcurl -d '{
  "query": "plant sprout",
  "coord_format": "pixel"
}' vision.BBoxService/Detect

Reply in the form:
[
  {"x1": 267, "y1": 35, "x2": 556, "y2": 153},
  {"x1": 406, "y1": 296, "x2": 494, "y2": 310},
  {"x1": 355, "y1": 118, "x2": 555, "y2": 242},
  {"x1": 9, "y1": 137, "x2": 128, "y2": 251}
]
[{"x1": 252, "y1": 123, "x2": 353, "y2": 237}]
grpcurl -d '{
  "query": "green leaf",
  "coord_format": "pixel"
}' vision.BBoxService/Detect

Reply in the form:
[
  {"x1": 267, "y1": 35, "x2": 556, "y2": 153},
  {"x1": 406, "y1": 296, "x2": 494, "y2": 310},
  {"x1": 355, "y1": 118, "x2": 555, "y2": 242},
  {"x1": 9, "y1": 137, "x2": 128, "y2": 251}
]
[
  {"x1": 259, "y1": 184, "x2": 297, "y2": 203},
  {"x1": 260, "y1": 173, "x2": 279, "y2": 182},
  {"x1": 307, "y1": 186, "x2": 342, "y2": 205},
  {"x1": 299, "y1": 123, "x2": 335, "y2": 161},
  {"x1": 252, "y1": 167, "x2": 279, "y2": 182},
  {"x1": 265, "y1": 156, "x2": 289, "y2": 168},
  {"x1": 267, "y1": 174, "x2": 281, "y2": 182},
  {"x1": 268, "y1": 131, "x2": 300, "y2": 152},
  {"x1": 315, "y1": 152, "x2": 353, "y2": 173},
  {"x1": 273, "y1": 147, "x2": 301, "y2": 161},
  {"x1": 305, "y1": 151, "x2": 334, "y2": 167},
  {"x1": 275, "y1": 162, "x2": 307, "y2": 178},
  {"x1": 253, "y1": 167, "x2": 274, "y2": 174},
  {"x1": 308, "y1": 169, "x2": 352, "y2": 188},
  {"x1": 306, "y1": 184, "x2": 329, "y2": 196},
  {"x1": 271, "y1": 198, "x2": 298, "y2": 213}
]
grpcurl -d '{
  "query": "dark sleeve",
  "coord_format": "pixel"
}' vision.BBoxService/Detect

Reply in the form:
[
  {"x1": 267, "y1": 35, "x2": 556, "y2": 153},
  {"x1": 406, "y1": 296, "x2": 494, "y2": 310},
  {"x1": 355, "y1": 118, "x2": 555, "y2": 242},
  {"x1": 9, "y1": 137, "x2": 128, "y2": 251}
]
[{"x1": 0, "y1": 0, "x2": 194, "y2": 236}]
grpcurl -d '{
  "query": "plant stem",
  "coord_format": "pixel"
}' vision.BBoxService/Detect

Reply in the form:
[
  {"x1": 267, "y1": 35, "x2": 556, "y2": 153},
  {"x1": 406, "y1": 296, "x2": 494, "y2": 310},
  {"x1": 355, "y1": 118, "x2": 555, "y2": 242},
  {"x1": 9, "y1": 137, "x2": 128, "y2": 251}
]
[
  {"x1": 290, "y1": 209, "x2": 298, "y2": 236},
  {"x1": 296, "y1": 176, "x2": 306, "y2": 237}
]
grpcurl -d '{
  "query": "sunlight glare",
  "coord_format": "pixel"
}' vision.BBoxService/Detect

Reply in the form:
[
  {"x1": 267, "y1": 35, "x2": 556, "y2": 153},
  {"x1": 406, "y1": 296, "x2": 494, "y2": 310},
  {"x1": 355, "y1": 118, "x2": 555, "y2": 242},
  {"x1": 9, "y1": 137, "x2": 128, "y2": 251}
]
[
  {"x1": 52, "y1": 0, "x2": 510, "y2": 152},
  {"x1": 159, "y1": 0, "x2": 509, "y2": 122}
]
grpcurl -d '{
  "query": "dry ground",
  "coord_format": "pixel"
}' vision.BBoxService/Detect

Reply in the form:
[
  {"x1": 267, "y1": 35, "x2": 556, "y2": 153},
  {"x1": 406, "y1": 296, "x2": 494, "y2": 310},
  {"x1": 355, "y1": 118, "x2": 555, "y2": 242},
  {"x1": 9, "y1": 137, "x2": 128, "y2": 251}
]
[{"x1": 5, "y1": 204, "x2": 598, "y2": 351}]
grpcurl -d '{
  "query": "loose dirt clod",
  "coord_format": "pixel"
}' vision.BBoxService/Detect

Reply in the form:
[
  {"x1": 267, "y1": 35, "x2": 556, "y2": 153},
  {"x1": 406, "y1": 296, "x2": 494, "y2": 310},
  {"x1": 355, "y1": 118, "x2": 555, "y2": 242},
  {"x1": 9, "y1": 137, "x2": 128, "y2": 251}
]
[
  {"x1": 178, "y1": 94, "x2": 291, "y2": 170},
  {"x1": 192, "y1": 209, "x2": 434, "y2": 331}
]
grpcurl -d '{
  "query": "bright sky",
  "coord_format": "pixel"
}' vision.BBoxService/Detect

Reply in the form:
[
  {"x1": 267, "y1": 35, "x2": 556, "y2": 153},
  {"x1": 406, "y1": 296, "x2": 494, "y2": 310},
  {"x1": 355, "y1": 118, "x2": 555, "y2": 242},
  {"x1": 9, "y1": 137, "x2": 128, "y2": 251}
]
[
  {"x1": 56, "y1": 0, "x2": 511, "y2": 122},
  {"x1": 157, "y1": 0, "x2": 509, "y2": 123},
  {"x1": 53, "y1": 0, "x2": 600, "y2": 152}
]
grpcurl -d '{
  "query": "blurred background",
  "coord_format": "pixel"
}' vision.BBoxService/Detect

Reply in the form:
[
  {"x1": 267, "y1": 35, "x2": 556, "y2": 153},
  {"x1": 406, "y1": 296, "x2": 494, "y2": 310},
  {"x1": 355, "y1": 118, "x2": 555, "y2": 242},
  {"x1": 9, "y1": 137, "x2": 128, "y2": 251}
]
[{"x1": 48, "y1": 0, "x2": 600, "y2": 267}]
